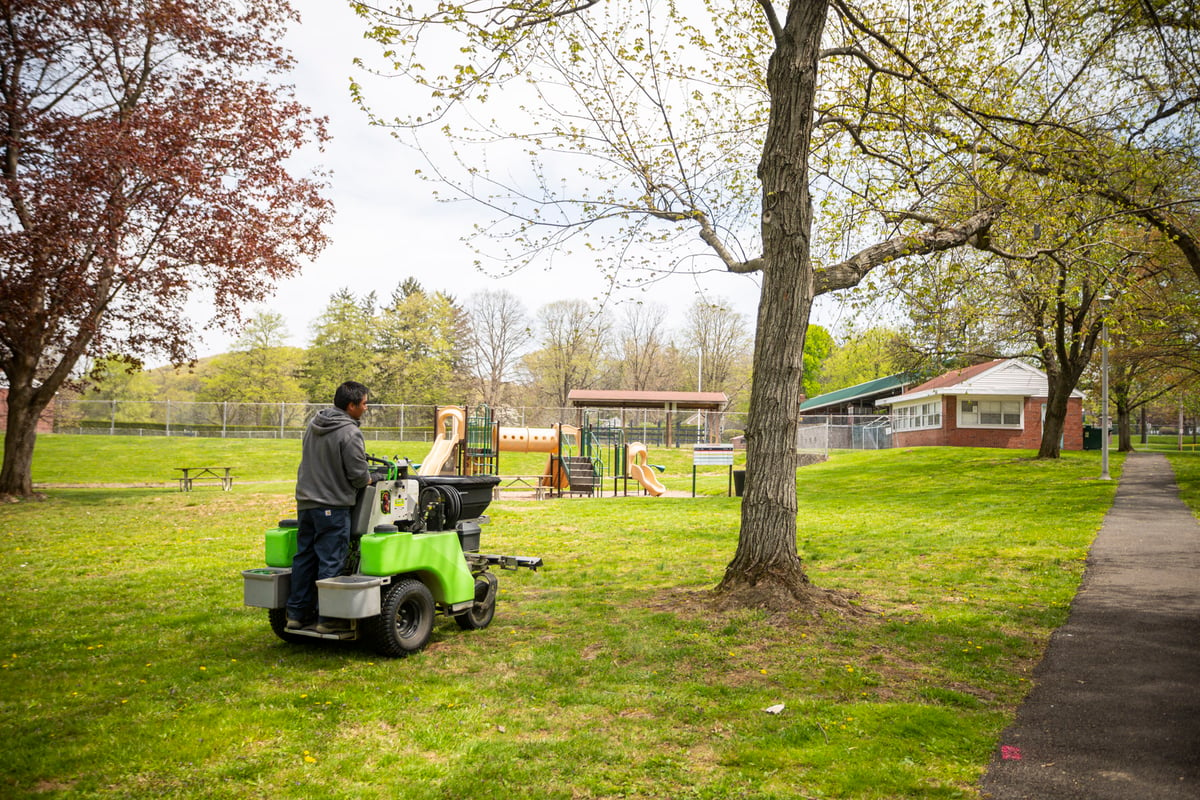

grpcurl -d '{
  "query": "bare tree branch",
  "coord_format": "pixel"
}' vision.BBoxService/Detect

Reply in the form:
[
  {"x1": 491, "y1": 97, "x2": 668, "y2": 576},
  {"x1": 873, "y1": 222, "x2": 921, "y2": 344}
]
[{"x1": 815, "y1": 206, "x2": 1003, "y2": 294}]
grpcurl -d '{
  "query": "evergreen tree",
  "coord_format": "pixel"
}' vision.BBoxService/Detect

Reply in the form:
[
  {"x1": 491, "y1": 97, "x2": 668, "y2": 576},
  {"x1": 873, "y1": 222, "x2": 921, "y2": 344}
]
[
  {"x1": 373, "y1": 281, "x2": 470, "y2": 406},
  {"x1": 301, "y1": 290, "x2": 377, "y2": 403}
]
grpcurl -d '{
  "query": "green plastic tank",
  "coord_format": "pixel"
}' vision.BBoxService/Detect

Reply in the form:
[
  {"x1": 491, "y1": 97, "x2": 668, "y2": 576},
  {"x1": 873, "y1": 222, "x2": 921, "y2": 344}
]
[{"x1": 264, "y1": 521, "x2": 298, "y2": 567}]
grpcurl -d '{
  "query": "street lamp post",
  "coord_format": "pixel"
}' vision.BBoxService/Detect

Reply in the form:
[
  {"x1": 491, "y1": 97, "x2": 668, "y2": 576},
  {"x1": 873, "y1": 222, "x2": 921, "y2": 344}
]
[{"x1": 1100, "y1": 295, "x2": 1112, "y2": 481}]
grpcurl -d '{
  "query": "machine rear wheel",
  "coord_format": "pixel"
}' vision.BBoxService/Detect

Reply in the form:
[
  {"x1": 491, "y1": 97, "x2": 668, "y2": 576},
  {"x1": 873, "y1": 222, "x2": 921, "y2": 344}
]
[
  {"x1": 454, "y1": 572, "x2": 498, "y2": 630},
  {"x1": 368, "y1": 578, "x2": 435, "y2": 657}
]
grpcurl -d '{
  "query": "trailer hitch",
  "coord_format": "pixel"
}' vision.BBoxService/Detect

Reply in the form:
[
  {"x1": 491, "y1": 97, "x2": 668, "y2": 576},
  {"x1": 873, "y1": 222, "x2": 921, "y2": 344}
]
[{"x1": 467, "y1": 553, "x2": 543, "y2": 572}]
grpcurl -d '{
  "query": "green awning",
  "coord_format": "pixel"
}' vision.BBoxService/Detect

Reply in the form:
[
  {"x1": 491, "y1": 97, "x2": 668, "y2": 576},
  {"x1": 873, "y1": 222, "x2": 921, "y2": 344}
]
[{"x1": 800, "y1": 373, "x2": 913, "y2": 413}]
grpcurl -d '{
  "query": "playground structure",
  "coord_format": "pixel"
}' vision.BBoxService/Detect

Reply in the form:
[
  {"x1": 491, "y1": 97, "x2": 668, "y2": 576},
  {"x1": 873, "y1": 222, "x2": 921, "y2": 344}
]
[{"x1": 421, "y1": 405, "x2": 668, "y2": 497}]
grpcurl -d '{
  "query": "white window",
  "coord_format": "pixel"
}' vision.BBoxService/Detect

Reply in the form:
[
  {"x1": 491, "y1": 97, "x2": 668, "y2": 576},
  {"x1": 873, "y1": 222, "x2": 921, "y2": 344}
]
[
  {"x1": 959, "y1": 398, "x2": 1022, "y2": 428},
  {"x1": 892, "y1": 400, "x2": 942, "y2": 431}
]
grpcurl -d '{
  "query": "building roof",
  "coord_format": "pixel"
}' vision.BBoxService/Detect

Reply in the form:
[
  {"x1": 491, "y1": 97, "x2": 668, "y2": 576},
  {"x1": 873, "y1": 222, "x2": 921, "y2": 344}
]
[
  {"x1": 800, "y1": 373, "x2": 913, "y2": 413},
  {"x1": 911, "y1": 359, "x2": 1007, "y2": 393},
  {"x1": 877, "y1": 359, "x2": 1085, "y2": 406},
  {"x1": 567, "y1": 389, "x2": 728, "y2": 411}
]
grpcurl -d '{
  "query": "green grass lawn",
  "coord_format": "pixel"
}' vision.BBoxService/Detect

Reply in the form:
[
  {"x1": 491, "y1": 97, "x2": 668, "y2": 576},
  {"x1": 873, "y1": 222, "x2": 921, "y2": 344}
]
[
  {"x1": 1140, "y1": 433, "x2": 1200, "y2": 454},
  {"x1": 26, "y1": 434, "x2": 746, "y2": 497},
  {"x1": 1166, "y1": 451, "x2": 1200, "y2": 522},
  {"x1": 0, "y1": 437, "x2": 1137, "y2": 799}
]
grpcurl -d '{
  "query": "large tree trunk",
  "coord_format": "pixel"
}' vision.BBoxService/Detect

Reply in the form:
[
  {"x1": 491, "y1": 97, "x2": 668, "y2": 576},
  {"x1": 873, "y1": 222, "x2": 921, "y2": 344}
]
[
  {"x1": 1116, "y1": 399, "x2": 1133, "y2": 452},
  {"x1": 1112, "y1": 371, "x2": 1135, "y2": 452},
  {"x1": 0, "y1": 331, "x2": 75, "y2": 498},
  {"x1": 717, "y1": 0, "x2": 829, "y2": 608},
  {"x1": 1037, "y1": 367, "x2": 1076, "y2": 459},
  {"x1": 0, "y1": 378, "x2": 45, "y2": 498}
]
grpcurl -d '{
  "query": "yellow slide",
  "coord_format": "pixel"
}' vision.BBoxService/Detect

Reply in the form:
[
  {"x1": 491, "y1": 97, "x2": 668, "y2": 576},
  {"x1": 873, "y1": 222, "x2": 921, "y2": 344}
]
[
  {"x1": 419, "y1": 406, "x2": 466, "y2": 476},
  {"x1": 627, "y1": 442, "x2": 665, "y2": 496}
]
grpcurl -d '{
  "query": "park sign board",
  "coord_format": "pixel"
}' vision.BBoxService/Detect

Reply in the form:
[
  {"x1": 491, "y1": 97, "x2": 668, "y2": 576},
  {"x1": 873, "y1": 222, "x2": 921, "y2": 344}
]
[
  {"x1": 692, "y1": 443, "x2": 734, "y2": 466},
  {"x1": 692, "y1": 444, "x2": 736, "y2": 497}
]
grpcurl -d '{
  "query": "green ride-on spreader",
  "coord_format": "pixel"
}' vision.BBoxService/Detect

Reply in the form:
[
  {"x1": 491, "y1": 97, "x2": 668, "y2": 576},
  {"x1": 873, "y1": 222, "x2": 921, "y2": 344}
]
[{"x1": 241, "y1": 456, "x2": 541, "y2": 657}]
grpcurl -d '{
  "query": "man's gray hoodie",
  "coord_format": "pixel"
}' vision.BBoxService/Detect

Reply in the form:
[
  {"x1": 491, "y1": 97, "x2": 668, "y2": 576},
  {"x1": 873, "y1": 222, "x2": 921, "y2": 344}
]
[{"x1": 295, "y1": 407, "x2": 370, "y2": 510}]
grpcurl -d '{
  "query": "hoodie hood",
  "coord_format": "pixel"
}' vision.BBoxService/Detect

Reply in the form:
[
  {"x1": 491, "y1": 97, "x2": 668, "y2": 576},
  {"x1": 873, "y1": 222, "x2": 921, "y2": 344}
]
[{"x1": 309, "y1": 406, "x2": 359, "y2": 435}]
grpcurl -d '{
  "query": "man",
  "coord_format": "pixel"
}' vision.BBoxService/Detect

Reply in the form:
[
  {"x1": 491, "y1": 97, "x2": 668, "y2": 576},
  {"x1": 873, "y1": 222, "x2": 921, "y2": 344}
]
[{"x1": 286, "y1": 380, "x2": 372, "y2": 633}]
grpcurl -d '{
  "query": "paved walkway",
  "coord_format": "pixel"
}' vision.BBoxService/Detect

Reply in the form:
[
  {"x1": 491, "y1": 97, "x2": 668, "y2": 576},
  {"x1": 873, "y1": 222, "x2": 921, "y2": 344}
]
[{"x1": 980, "y1": 452, "x2": 1200, "y2": 799}]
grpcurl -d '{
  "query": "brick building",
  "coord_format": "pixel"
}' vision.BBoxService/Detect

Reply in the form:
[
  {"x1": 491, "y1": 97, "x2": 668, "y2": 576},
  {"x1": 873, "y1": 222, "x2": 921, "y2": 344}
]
[
  {"x1": 0, "y1": 389, "x2": 57, "y2": 434},
  {"x1": 875, "y1": 359, "x2": 1084, "y2": 451}
]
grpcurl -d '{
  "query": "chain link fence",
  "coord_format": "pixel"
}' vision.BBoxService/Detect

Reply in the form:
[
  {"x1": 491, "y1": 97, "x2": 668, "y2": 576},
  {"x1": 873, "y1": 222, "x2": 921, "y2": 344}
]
[
  {"x1": 50, "y1": 396, "x2": 893, "y2": 450},
  {"x1": 797, "y1": 416, "x2": 893, "y2": 453}
]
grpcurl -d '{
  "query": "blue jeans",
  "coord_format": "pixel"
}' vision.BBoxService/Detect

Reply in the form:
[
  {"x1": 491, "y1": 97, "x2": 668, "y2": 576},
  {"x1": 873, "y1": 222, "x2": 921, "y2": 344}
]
[{"x1": 286, "y1": 507, "x2": 350, "y2": 622}]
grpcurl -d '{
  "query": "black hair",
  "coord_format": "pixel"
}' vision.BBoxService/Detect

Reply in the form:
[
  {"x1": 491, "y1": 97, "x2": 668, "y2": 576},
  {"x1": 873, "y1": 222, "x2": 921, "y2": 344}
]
[{"x1": 334, "y1": 381, "x2": 369, "y2": 411}]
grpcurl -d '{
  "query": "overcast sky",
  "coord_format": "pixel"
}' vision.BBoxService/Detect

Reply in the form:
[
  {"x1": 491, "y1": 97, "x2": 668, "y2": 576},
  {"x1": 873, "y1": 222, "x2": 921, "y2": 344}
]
[{"x1": 189, "y1": 0, "x2": 848, "y2": 358}]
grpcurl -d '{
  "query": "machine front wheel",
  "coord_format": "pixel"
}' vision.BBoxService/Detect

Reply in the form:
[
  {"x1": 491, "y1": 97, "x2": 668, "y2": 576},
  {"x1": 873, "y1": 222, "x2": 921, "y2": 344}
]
[
  {"x1": 368, "y1": 578, "x2": 435, "y2": 657},
  {"x1": 454, "y1": 572, "x2": 498, "y2": 631}
]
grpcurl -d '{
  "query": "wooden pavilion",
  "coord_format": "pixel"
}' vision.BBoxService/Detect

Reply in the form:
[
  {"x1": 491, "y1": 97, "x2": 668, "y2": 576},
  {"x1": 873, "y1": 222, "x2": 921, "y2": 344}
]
[{"x1": 566, "y1": 389, "x2": 729, "y2": 447}]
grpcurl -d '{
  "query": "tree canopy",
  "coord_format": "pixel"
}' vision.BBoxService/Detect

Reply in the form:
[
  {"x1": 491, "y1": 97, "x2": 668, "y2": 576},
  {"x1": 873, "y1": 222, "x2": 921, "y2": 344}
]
[{"x1": 0, "y1": 0, "x2": 333, "y2": 496}]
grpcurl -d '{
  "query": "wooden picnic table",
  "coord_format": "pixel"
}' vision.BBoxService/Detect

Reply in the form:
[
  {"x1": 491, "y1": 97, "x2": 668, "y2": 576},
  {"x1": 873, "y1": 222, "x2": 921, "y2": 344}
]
[{"x1": 176, "y1": 466, "x2": 234, "y2": 492}]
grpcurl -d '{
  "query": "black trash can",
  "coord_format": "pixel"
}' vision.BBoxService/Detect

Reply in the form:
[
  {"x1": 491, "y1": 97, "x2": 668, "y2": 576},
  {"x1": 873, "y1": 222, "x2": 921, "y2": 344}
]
[{"x1": 733, "y1": 469, "x2": 746, "y2": 497}]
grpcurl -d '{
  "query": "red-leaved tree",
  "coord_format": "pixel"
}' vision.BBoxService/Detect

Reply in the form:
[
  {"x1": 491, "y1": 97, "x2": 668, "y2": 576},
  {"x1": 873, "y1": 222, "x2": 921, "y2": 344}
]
[{"x1": 0, "y1": 0, "x2": 333, "y2": 497}]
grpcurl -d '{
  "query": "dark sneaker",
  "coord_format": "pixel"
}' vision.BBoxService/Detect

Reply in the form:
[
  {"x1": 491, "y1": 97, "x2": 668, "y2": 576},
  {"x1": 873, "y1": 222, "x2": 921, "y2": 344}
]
[{"x1": 314, "y1": 618, "x2": 351, "y2": 634}]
